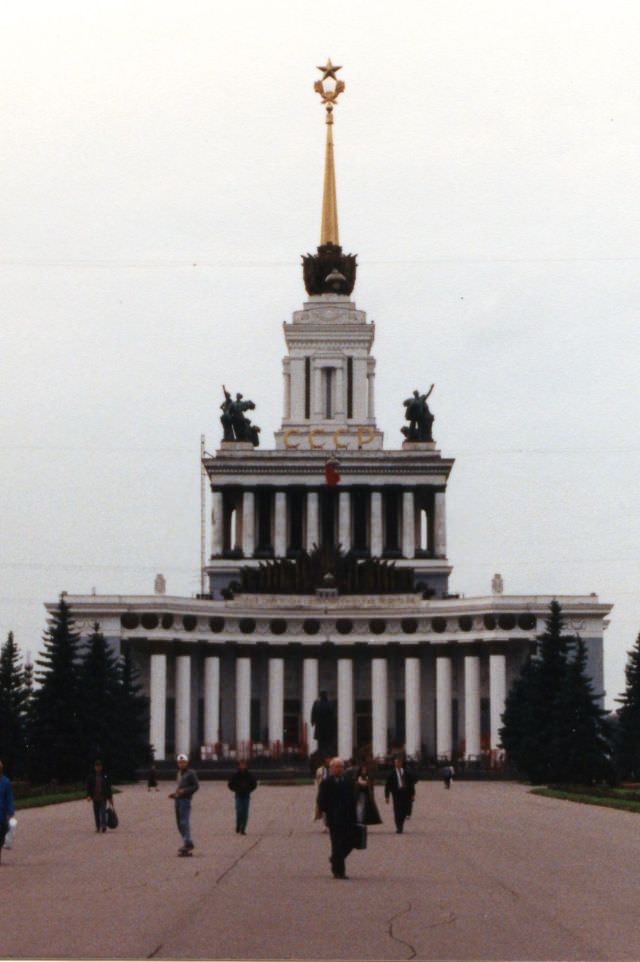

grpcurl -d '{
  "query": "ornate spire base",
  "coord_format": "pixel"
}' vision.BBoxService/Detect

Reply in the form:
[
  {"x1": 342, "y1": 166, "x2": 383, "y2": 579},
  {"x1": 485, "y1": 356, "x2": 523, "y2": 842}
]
[{"x1": 302, "y1": 242, "x2": 357, "y2": 296}]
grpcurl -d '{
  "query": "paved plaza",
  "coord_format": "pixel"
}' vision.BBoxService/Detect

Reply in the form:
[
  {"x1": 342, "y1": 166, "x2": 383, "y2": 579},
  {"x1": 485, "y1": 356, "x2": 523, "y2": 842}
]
[{"x1": 2, "y1": 780, "x2": 639, "y2": 960}]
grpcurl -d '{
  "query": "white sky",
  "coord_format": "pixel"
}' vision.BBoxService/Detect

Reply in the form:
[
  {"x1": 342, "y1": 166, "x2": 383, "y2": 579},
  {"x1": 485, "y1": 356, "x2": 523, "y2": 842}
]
[{"x1": 1, "y1": 0, "x2": 638, "y2": 708}]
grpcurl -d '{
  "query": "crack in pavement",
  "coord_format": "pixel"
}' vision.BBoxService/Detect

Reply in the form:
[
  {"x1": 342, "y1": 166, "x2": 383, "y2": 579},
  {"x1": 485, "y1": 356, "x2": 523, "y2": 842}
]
[
  {"x1": 145, "y1": 828, "x2": 271, "y2": 959},
  {"x1": 387, "y1": 902, "x2": 417, "y2": 960}
]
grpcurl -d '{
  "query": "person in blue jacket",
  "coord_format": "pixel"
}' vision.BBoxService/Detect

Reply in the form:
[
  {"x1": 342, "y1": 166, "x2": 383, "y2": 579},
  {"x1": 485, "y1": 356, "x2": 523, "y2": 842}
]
[{"x1": 0, "y1": 759, "x2": 16, "y2": 865}]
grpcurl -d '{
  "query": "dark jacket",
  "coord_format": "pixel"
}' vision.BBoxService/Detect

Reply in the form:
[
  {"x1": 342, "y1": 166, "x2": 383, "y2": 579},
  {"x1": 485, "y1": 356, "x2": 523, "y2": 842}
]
[
  {"x1": 384, "y1": 767, "x2": 417, "y2": 800},
  {"x1": 317, "y1": 775, "x2": 357, "y2": 830},
  {"x1": 0, "y1": 775, "x2": 15, "y2": 822},
  {"x1": 228, "y1": 769, "x2": 257, "y2": 798},
  {"x1": 86, "y1": 771, "x2": 113, "y2": 801},
  {"x1": 175, "y1": 769, "x2": 199, "y2": 798}
]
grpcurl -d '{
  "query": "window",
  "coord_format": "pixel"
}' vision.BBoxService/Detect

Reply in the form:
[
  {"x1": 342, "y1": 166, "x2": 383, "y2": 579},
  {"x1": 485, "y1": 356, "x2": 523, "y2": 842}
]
[{"x1": 323, "y1": 367, "x2": 335, "y2": 419}]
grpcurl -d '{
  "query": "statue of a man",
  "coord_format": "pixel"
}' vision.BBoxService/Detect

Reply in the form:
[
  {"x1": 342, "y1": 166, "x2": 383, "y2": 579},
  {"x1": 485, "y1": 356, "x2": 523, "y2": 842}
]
[
  {"x1": 311, "y1": 691, "x2": 335, "y2": 754},
  {"x1": 402, "y1": 384, "x2": 435, "y2": 441},
  {"x1": 220, "y1": 386, "x2": 235, "y2": 441},
  {"x1": 220, "y1": 387, "x2": 260, "y2": 446}
]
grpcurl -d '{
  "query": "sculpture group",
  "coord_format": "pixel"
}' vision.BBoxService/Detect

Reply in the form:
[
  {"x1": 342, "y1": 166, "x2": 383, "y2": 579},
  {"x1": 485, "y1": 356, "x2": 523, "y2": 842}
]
[
  {"x1": 220, "y1": 387, "x2": 261, "y2": 447},
  {"x1": 402, "y1": 385, "x2": 435, "y2": 442}
]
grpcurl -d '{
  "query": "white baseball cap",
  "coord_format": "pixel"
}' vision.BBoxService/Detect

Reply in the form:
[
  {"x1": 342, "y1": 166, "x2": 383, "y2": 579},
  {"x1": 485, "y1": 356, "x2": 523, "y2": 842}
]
[{"x1": 176, "y1": 753, "x2": 188, "y2": 762}]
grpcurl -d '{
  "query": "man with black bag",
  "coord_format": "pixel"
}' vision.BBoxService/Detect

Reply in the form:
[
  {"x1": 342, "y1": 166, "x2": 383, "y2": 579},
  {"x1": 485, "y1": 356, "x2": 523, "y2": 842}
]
[
  {"x1": 317, "y1": 756, "x2": 360, "y2": 879},
  {"x1": 85, "y1": 760, "x2": 114, "y2": 834}
]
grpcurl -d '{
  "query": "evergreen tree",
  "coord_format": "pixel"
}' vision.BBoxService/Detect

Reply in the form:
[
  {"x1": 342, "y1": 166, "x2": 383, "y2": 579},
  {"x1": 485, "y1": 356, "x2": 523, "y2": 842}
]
[
  {"x1": 114, "y1": 647, "x2": 150, "y2": 778},
  {"x1": 615, "y1": 632, "x2": 640, "y2": 779},
  {"x1": 28, "y1": 595, "x2": 84, "y2": 783},
  {"x1": 78, "y1": 623, "x2": 122, "y2": 772},
  {"x1": 500, "y1": 600, "x2": 573, "y2": 783},
  {"x1": 0, "y1": 631, "x2": 28, "y2": 775},
  {"x1": 549, "y1": 637, "x2": 612, "y2": 784}
]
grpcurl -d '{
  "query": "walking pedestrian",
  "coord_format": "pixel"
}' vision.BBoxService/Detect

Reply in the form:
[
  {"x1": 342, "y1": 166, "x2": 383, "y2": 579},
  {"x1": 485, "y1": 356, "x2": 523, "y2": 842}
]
[
  {"x1": 0, "y1": 760, "x2": 15, "y2": 866},
  {"x1": 354, "y1": 763, "x2": 382, "y2": 826},
  {"x1": 85, "y1": 760, "x2": 114, "y2": 834},
  {"x1": 443, "y1": 764, "x2": 454, "y2": 789},
  {"x1": 227, "y1": 759, "x2": 257, "y2": 834},
  {"x1": 384, "y1": 755, "x2": 417, "y2": 834},
  {"x1": 317, "y1": 756, "x2": 358, "y2": 879},
  {"x1": 147, "y1": 765, "x2": 159, "y2": 792},
  {"x1": 169, "y1": 753, "x2": 199, "y2": 856},
  {"x1": 314, "y1": 754, "x2": 332, "y2": 826}
]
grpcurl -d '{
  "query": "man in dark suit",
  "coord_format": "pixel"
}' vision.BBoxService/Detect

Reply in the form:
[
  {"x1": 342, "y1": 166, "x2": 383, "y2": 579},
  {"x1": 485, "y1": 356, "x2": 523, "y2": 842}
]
[
  {"x1": 317, "y1": 756, "x2": 357, "y2": 879},
  {"x1": 384, "y1": 755, "x2": 417, "y2": 834}
]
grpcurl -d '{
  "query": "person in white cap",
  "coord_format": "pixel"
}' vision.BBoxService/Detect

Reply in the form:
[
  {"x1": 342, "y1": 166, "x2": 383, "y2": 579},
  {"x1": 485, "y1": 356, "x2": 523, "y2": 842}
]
[{"x1": 168, "y1": 753, "x2": 199, "y2": 856}]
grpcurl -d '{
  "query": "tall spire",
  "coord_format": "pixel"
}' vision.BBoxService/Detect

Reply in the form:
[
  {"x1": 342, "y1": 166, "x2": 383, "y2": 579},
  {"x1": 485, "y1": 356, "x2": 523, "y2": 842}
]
[
  {"x1": 303, "y1": 61, "x2": 356, "y2": 297},
  {"x1": 314, "y1": 59, "x2": 345, "y2": 246}
]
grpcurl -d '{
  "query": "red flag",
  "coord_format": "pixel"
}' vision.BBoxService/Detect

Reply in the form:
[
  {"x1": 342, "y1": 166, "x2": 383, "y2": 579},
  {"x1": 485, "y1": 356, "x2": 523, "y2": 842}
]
[{"x1": 324, "y1": 457, "x2": 341, "y2": 486}]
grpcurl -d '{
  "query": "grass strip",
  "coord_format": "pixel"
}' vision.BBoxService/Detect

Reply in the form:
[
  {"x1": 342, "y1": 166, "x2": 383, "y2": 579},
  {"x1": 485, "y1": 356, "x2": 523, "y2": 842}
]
[
  {"x1": 531, "y1": 787, "x2": 640, "y2": 814},
  {"x1": 15, "y1": 790, "x2": 88, "y2": 810}
]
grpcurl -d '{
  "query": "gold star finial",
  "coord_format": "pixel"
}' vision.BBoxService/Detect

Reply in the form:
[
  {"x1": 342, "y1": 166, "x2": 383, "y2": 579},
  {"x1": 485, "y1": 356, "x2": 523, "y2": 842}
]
[
  {"x1": 317, "y1": 59, "x2": 342, "y2": 81},
  {"x1": 313, "y1": 61, "x2": 345, "y2": 246}
]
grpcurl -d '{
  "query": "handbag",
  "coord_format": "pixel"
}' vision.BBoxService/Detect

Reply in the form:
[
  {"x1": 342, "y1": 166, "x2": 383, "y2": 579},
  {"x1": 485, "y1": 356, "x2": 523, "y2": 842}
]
[
  {"x1": 353, "y1": 823, "x2": 367, "y2": 850},
  {"x1": 106, "y1": 806, "x2": 119, "y2": 830}
]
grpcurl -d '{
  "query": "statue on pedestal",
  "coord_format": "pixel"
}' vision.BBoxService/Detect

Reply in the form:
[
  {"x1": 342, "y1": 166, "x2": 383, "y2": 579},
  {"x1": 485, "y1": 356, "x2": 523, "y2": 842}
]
[
  {"x1": 220, "y1": 386, "x2": 261, "y2": 446},
  {"x1": 311, "y1": 690, "x2": 335, "y2": 755},
  {"x1": 402, "y1": 384, "x2": 435, "y2": 442}
]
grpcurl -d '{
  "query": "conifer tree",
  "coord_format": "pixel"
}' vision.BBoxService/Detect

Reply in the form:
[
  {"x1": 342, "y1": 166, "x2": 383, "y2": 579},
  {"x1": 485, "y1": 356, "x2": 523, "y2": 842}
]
[
  {"x1": 0, "y1": 631, "x2": 28, "y2": 775},
  {"x1": 28, "y1": 595, "x2": 84, "y2": 783},
  {"x1": 615, "y1": 632, "x2": 640, "y2": 779},
  {"x1": 549, "y1": 637, "x2": 612, "y2": 784},
  {"x1": 500, "y1": 600, "x2": 573, "y2": 783},
  {"x1": 78, "y1": 623, "x2": 122, "y2": 771},
  {"x1": 114, "y1": 647, "x2": 150, "y2": 778}
]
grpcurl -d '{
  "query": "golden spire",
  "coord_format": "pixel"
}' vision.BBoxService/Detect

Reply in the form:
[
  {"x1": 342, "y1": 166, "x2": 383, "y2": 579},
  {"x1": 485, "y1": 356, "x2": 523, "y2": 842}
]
[{"x1": 314, "y1": 60, "x2": 345, "y2": 246}]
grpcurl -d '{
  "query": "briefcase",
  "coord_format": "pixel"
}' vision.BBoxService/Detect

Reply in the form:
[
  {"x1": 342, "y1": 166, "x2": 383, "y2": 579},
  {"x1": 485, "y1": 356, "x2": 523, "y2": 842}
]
[{"x1": 353, "y1": 823, "x2": 367, "y2": 850}]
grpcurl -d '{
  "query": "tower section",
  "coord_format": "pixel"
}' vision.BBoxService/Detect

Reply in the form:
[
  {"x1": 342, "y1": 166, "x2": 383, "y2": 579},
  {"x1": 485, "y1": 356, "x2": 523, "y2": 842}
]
[{"x1": 203, "y1": 61, "x2": 453, "y2": 599}]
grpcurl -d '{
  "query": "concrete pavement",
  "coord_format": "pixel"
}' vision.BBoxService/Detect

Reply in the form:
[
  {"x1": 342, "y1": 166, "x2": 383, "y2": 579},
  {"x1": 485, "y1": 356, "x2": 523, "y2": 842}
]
[{"x1": 2, "y1": 781, "x2": 639, "y2": 960}]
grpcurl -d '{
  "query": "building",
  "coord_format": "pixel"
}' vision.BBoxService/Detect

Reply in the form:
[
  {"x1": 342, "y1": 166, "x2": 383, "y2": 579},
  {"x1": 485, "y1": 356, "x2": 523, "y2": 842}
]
[{"x1": 46, "y1": 64, "x2": 611, "y2": 765}]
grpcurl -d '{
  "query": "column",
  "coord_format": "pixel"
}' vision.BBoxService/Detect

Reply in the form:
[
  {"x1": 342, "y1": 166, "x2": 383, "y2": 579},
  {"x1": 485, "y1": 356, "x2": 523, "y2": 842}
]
[
  {"x1": 175, "y1": 654, "x2": 191, "y2": 756},
  {"x1": 367, "y1": 369, "x2": 376, "y2": 419},
  {"x1": 242, "y1": 490, "x2": 255, "y2": 558},
  {"x1": 212, "y1": 490, "x2": 224, "y2": 556},
  {"x1": 150, "y1": 653, "x2": 167, "y2": 761},
  {"x1": 274, "y1": 491, "x2": 287, "y2": 557},
  {"x1": 338, "y1": 490, "x2": 351, "y2": 551},
  {"x1": 353, "y1": 358, "x2": 368, "y2": 419},
  {"x1": 434, "y1": 491, "x2": 447, "y2": 558},
  {"x1": 489, "y1": 653, "x2": 507, "y2": 751},
  {"x1": 268, "y1": 657, "x2": 284, "y2": 752},
  {"x1": 402, "y1": 490, "x2": 415, "y2": 558},
  {"x1": 405, "y1": 656, "x2": 421, "y2": 759},
  {"x1": 236, "y1": 656, "x2": 251, "y2": 753},
  {"x1": 371, "y1": 657, "x2": 388, "y2": 758},
  {"x1": 306, "y1": 491, "x2": 320, "y2": 551},
  {"x1": 464, "y1": 654, "x2": 481, "y2": 758},
  {"x1": 436, "y1": 655, "x2": 453, "y2": 759},
  {"x1": 302, "y1": 657, "x2": 319, "y2": 754},
  {"x1": 370, "y1": 490, "x2": 383, "y2": 557},
  {"x1": 283, "y1": 359, "x2": 291, "y2": 419},
  {"x1": 203, "y1": 655, "x2": 220, "y2": 746},
  {"x1": 337, "y1": 658, "x2": 353, "y2": 760}
]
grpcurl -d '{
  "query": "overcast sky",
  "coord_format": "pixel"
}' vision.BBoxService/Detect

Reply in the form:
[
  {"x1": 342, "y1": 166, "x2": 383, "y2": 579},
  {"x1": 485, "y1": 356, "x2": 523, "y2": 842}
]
[{"x1": 1, "y1": 0, "x2": 639, "y2": 708}]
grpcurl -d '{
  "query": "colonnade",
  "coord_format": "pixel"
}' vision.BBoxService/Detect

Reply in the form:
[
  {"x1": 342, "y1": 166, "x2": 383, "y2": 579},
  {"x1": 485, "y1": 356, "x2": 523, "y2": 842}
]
[
  {"x1": 211, "y1": 488, "x2": 447, "y2": 558},
  {"x1": 148, "y1": 649, "x2": 508, "y2": 762}
]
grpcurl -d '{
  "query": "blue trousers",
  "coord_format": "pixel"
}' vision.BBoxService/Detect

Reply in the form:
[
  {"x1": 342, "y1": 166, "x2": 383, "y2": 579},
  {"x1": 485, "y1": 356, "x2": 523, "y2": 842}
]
[
  {"x1": 235, "y1": 795, "x2": 250, "y2": 832},
  {"x1": 92, "y1": 799, "x2": 107, "y2": 831},
  {"x1": 175, "y1": 797, "x2": 193, "y2": 845}
]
